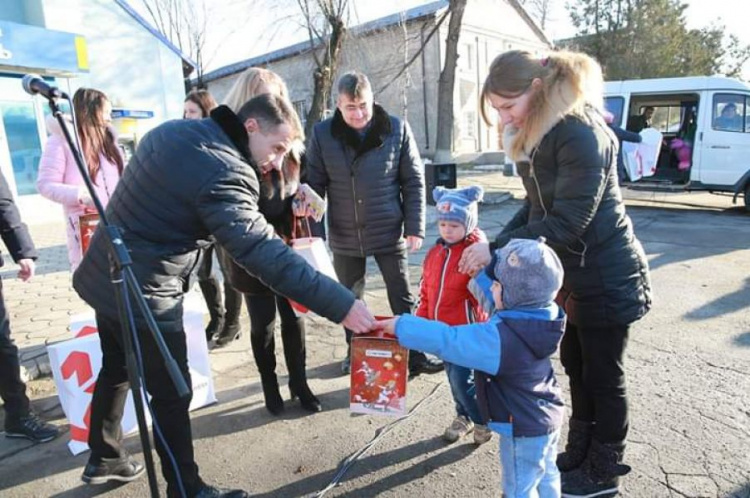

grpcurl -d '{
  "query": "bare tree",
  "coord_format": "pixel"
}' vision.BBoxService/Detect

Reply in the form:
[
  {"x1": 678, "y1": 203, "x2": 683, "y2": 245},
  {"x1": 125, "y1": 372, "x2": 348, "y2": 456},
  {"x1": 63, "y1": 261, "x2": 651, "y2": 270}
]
[
  {"x1": 135, "y1": 0, "x2": 211, "y2": 87},
  {"x1": 296, "y1": 0, "x2": 349, "y2": 139},
  {"x1": 518, "y1": 0, "x2": 555, "y2": 31},
  {"x1": 433, "y1": 0, "x2": 467, "y2": 162}
]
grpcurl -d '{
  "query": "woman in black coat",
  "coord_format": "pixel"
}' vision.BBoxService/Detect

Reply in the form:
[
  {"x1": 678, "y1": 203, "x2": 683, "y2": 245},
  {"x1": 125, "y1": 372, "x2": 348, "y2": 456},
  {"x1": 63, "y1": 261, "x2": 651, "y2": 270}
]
[
  {"x1": 223, "y1": 68, "x2": 322, "y2": 415},
  {"x1": 226, "y1": 144, "x2": 323, "y2": 415},
  {"x1": 459, "y1": 50, "x2": 652, "y2": 498}
]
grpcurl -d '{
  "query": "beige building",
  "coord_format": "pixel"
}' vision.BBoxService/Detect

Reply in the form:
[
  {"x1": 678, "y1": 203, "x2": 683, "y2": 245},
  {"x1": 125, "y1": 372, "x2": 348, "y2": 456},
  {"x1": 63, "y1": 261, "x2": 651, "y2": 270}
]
[{"x1": 202, "y1": 0, "x2": 550, "y2": 160}]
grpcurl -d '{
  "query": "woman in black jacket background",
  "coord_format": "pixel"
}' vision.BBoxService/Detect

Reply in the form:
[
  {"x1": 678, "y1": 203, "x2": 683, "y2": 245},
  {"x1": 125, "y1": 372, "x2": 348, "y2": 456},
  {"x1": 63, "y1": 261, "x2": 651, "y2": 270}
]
[
  {"x1": 223, "y1": 68, "x2": 322, "y2": 415},
  {"x1": 459, "y1": 50, "x2": 652, "y2": 498}
]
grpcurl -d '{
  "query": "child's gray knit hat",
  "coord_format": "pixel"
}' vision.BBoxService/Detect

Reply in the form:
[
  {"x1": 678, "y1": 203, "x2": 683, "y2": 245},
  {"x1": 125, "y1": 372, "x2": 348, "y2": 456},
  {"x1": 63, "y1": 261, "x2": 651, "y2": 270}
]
[{"x1": 487, "y1": 237, "x2": 564, "y2": 309}]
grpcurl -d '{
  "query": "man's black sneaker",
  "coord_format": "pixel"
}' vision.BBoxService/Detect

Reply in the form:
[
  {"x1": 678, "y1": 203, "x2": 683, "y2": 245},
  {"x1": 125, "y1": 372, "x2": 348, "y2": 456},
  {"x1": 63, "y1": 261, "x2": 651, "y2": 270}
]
[
  {"x1": 5, "y1": 412, "x2": 59, "y2": 443},
  {"x1": 81, "y1": 456, "x2": 145, "y2": 485},
  {"x1": 195, "y1": 484, "x2": 250, "y2": 497}
]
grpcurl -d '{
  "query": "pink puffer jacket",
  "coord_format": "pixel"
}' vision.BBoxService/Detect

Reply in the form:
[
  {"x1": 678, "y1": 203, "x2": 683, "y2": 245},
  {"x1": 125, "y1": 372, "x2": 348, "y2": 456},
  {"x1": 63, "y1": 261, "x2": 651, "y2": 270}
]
[{"x1": 36, "y1": 116, "x2": 123, "y2": 271}]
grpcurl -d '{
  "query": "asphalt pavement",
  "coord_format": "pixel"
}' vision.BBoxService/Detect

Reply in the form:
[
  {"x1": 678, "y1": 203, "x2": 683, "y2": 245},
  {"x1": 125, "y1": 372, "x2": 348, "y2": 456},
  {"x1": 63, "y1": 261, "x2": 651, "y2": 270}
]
[{"x1": 1, "y1": 169, "x2": 749, "y2": 497}]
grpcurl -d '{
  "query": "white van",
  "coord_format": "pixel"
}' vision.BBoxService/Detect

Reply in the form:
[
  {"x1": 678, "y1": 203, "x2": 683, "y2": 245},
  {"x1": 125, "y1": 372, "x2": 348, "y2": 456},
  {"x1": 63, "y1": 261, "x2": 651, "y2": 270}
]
[{"x1": 604, "y1": 76, "x2": 750, "y2": 207}]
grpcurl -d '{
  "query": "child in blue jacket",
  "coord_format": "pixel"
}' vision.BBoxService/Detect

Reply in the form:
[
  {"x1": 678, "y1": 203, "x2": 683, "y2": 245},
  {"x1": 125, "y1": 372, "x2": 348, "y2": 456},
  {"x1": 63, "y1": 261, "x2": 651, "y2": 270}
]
[{"x1": 376, "y1": 237, "x2": 566, "y2": 497}]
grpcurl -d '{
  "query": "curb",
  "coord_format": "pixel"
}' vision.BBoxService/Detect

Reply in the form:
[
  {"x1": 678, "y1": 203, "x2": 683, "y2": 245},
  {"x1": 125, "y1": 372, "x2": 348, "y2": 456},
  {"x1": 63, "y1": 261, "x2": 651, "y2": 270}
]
[{"x1": 20, "y1": 354, "x2": 52, "y2": 383}]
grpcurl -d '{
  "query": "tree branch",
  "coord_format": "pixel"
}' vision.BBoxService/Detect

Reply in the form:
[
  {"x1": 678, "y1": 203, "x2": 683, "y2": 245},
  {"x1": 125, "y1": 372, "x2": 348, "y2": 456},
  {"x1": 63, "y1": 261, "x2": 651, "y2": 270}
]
[{"x1": 376, "y1": 7, "x2": 451, "y2": 95}]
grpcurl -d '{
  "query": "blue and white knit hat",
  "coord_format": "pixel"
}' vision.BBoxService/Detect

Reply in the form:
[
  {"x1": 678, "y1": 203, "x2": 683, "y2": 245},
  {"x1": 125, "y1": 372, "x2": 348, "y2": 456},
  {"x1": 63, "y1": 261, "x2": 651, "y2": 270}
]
[
  {"x1": 487, "y1": 237, "x2": 564, "y2": 309},
  {"x1": 433, "y1": 185, "x2": 484, "y2": 234}
]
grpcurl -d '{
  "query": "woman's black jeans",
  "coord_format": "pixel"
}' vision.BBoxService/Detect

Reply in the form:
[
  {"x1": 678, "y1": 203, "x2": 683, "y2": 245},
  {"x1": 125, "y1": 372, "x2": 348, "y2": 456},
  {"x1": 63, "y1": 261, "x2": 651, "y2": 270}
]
[
  {"x1": 245, "y1": 293, "x2": 307, "y2": 387},
  {"x1": 560, "y1": 321, "x2": 631, "y2": 444}
]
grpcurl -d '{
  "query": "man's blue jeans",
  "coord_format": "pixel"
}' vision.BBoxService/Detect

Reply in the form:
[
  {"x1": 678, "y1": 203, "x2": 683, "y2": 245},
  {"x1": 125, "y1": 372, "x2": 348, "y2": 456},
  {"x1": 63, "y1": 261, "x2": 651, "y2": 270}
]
[
  {"x1": 444, "y1": 362, "x2": 482, "y2": 424},
  {"x1": 497, "y1": 427, "x2": 561, "y2": 497}
]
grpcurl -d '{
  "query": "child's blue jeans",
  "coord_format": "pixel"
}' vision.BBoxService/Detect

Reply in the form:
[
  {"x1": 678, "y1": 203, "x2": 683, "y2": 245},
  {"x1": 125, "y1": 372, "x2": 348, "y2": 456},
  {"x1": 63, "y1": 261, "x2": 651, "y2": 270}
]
[
  {"x1": 498, "y1": 427, "x2": 561, "y2": 498},
  {"x1": 444, "y1": 362, "x2": 482, "y2": 424}
]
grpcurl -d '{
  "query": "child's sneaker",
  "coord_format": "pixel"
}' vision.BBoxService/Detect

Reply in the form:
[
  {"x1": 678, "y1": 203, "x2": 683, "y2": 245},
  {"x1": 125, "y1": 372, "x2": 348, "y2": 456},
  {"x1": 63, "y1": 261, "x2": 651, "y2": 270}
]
[
  {"x1": 473, "y1": 424, "x2": 492, "y2": 445},
  {"x1": 443, "y1": 415, "x2": 474, "y2": 443}
]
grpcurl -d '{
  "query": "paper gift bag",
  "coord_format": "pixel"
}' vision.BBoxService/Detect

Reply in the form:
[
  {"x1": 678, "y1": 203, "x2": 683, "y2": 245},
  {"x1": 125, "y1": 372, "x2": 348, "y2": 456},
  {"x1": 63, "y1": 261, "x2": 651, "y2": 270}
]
[
  {"x1": 288, "y1": 235, "x2": 339, "y2": 317},
  {"x1": 623, "y1": 128, "x2": 662, "y2": 181},
  {"x1": 78, "y1": 212, "x2": 100, "y2": 256},
  {"x1": 350, "y1": 328, "x2": 408, "y2": 417}
]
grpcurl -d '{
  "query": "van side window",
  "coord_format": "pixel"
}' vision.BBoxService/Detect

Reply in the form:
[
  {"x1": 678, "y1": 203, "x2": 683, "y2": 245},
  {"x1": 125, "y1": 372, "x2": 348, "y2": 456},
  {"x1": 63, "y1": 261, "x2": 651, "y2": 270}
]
[
  {"x1": 604, "y1": 97, "x2": 624, "y2": 127},
  {"x1": 712, "y1": 94, "x2": 746, "y2": 133}
]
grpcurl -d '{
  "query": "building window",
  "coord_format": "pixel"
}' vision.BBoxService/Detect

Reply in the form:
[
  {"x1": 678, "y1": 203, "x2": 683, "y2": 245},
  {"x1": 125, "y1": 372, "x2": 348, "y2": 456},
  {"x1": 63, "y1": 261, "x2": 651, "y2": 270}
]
[
  {"x1": 459, "y1": 43, "x2": 473, "y2": 71},
  {"x1": 0, "y1": 101, "x2": 42, "y2": 195},
  {"x1": 463, "y1": 111, "x2": 477, "y2": 138},
  {"x1": 293, "y1": 100, "x2": 307, "y2": 127}
]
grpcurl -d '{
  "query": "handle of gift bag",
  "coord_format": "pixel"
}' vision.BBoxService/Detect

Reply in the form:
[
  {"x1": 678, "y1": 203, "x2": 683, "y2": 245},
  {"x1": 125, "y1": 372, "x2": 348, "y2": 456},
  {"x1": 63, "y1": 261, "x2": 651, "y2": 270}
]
[{"x1": 291, "y1": 216, "x2": 313, "y2": 240}]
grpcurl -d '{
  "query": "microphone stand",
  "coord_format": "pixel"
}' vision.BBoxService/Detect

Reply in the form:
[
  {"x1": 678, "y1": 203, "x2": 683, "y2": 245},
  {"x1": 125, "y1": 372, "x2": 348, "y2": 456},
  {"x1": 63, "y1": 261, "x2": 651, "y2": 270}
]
[{"x1": 45, "y1": 96, "x2": 189, "y2": 498}]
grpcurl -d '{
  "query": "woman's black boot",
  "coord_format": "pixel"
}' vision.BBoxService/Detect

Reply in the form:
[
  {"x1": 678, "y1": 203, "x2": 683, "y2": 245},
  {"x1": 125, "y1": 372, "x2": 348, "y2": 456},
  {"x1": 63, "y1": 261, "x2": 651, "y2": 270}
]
[
  {"x1": 289, "y1": 382, "x2": 321, "y2": 413},
  {"x1": 261, "y1": 374, "x2": 284, "y2": 416}
]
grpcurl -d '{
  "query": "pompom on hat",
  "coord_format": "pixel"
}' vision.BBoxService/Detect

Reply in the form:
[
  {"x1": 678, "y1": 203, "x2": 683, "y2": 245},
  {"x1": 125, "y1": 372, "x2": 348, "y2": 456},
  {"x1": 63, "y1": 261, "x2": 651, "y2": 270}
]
[{"x1": 433, "y1": 185, "x2": 484, "y2": 234}]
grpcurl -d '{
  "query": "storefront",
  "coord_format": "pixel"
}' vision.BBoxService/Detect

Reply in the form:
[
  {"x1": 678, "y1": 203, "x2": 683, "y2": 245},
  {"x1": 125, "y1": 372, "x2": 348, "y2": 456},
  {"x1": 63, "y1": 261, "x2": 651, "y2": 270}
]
[{"x1": 0, "y1": 0, "x2": 192, "y2": 224}]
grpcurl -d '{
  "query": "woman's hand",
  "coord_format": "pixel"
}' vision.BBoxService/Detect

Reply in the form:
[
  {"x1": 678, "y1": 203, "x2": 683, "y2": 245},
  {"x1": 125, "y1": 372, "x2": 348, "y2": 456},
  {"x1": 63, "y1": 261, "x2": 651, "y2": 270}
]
[
  {"x1": 458, "y1": 242, "x2": 492, "y2": 275},
  {"x1": 78, "y1": 188, "x2": 95, "y2": 208}
]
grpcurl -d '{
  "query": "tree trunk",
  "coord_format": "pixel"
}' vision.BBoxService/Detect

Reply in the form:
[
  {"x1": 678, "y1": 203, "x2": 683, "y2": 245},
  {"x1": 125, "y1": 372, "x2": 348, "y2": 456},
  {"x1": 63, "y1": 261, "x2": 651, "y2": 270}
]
[
  {"x1": 434, "y1": 0, "x2": 466, "y2": 163},
  {"x1": 304, "y1": 16, "x2": 346, "y2": 140}
]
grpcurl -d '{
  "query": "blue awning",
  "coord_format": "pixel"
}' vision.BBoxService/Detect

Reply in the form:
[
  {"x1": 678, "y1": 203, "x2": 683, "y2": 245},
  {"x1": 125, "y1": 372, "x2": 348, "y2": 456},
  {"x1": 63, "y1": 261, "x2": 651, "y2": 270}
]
[{"x1": 0, "y1": 21, "x2": 88, "y2": 76}]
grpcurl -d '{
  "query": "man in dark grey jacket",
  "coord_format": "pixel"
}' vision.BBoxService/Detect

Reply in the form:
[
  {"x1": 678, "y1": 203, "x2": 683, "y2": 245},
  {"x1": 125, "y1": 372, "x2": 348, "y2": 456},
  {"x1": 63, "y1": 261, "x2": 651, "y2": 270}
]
[
  {"x1": 306, "y1": 71, "x2": 442, "y2": 376},
  {"x1": 73, "y1": 94, "x2": 374, "y2": 498},
  {"x1": 0, "y1": 172, "x2": 59, "y2": 444}
]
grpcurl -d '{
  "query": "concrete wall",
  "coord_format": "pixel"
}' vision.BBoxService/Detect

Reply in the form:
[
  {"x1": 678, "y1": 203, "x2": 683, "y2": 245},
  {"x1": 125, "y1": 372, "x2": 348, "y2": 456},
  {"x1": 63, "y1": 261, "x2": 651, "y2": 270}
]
[{"x1": 206, "y1": 0, "x2": 549, "y2": 159}]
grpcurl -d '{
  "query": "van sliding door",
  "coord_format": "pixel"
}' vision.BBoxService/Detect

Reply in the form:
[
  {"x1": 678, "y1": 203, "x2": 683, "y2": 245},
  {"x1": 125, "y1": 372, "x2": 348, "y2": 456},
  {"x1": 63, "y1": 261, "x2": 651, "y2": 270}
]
[{"x1": 699, "y1": 92, "x2": 750, "y2": 186}]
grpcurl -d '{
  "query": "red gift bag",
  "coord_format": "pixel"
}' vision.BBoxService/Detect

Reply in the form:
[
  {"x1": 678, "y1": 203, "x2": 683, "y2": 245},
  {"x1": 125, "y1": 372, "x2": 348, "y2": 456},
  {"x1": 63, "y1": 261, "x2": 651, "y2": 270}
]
[
  {"x1": 78, "y1": 212, "x2": 100, "y2": 256},
  {"x1": 350, "y1": 323, "x2": 408, "y2": 417}
]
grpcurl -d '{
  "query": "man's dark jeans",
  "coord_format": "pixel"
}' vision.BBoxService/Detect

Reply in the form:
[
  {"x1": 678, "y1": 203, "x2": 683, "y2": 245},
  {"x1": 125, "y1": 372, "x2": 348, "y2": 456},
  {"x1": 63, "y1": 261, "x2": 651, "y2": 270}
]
[
  {"x1": 332, "y1": 251, "x2": 427, "y2": 365},
  {"x1": 89, "y1": 313, "x2": 202, "y2": 497},
  {"x1": 0, "y1": 278, "x2": 30, "y2": 425}
]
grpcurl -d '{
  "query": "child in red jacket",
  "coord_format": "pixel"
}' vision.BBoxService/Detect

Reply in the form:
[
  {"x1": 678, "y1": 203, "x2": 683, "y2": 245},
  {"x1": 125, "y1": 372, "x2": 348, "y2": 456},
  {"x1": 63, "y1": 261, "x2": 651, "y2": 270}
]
[{"x1": 417, "y1": 185, "x2": 491, "y2": 444}]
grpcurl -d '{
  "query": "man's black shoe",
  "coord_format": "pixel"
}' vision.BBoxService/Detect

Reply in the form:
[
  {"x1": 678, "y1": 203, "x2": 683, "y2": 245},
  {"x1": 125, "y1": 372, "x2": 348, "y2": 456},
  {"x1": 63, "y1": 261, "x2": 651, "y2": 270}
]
[
  {"x1": 409, "y1": 355, "x2": 444, "y2": 377},
  {"x1": 195, "y1": 484, "x2": 250, "y2": 497},
  {"x1": 5, "y1": 412, "x2": 59, "y2": 443},
  {"x1": 81, "y1": 455, "x2": 145, "y2": 485}
]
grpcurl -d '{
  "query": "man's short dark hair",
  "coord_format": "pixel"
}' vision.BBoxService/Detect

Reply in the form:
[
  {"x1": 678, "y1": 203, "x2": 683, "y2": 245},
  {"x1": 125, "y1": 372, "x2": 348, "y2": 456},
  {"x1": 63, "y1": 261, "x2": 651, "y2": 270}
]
[
  {"x1": 237, "y1": 93, "x2": 303, "y2": 140},
  {"x1": 337, "y1": 71, "x2": 372, "y2": 100}
]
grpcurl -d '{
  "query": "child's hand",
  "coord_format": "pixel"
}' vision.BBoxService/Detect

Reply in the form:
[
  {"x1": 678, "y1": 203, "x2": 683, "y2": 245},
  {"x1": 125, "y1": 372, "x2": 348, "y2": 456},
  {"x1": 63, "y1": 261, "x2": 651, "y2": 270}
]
[{"x1": 373, "y1": 317, "x2": 399, "y2": 336}]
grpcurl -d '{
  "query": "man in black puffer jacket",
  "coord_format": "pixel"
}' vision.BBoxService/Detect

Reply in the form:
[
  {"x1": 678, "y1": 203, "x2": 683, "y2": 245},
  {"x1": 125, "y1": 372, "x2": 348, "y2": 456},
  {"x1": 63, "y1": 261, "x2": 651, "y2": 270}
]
[
  {"x1": 73, "y1": 94, "x2": 374, "y2": 498},
  {"x1": 307, "y1": 71, "x2": 441, "y2": 376}
]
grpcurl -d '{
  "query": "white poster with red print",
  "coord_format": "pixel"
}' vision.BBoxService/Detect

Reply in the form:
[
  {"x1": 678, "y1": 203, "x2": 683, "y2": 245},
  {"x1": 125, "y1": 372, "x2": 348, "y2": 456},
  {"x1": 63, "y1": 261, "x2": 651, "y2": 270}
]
[
  {"x1": 48, "y1": 292, "x2": 216, "y2": 455},
  {"x1": 622, "y1": 128, "x2": 662, "y2": 182}
]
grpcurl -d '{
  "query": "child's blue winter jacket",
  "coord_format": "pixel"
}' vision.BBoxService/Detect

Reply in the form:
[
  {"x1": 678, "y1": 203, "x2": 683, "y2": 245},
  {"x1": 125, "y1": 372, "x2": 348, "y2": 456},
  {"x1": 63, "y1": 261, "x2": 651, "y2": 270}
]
[{"x1": 396, "y1": 304, "x2": 566, "y2": 437}]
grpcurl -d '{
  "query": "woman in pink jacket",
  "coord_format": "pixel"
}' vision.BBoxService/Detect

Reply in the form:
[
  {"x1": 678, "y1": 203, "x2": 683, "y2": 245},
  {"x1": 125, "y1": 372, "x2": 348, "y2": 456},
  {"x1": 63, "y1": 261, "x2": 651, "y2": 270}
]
[{"x1": 37, "y1": 88, "x2": 124, "y2": 271}]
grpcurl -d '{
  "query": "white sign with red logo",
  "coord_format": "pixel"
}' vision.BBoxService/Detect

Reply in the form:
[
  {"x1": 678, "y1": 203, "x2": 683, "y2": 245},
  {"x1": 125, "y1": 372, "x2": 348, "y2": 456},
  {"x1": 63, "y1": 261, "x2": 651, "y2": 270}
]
[{"x1": 48, "y1": 292, "x2": 216, "y2": 455}]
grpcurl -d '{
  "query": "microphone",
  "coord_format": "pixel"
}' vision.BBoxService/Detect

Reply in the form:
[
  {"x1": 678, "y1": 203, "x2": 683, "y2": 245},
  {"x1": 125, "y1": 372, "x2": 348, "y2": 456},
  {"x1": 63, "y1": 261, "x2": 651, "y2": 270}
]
[{"x1": 21, "y1": 74, "x2": 68, "y2": 100}]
